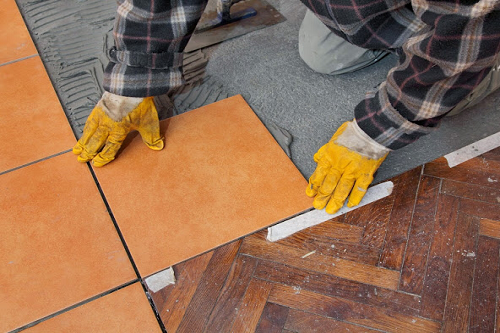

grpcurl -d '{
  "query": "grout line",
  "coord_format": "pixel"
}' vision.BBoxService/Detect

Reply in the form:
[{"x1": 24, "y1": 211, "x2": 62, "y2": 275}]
[
  {"x1": 86, "y1": 164, "x2": 168, "y2": 333},
  {"x1": 9, "y1": 279, "x2": 139, "y2": 333},
  {"x1": 0, "y1": 54, "x2": 38, "y2": 67},
  {"x1": 0, "y1": 149, "x2": 73, "y2": 176}
]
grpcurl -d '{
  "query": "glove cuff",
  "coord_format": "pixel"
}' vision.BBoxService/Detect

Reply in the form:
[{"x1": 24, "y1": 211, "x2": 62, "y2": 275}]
[
  {"x1": 98, "y1": 92, "x2": 144, "y2": 122},
  {"x1": 334, "y1": 120, "x2": 391, "y2": 159}
]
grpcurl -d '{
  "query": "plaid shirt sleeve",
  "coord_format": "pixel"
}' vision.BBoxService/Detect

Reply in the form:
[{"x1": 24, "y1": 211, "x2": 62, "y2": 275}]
[
  {"x1": 103, "y1": 0, "x2": 208, "y2": 97},
  {"x1": 303, "y1": 0, "x2": 500, "y2": 150}
]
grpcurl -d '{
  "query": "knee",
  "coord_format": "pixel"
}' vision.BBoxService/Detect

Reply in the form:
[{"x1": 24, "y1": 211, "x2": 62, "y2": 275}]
[
  {"x1": 299, "y1": 41, "x2": 335, "y2": 75},
  {"x1": 298, "y1": 10, "x2": 372, "y2": 75},
  {"x1": 298, "y1": 10, "x2": 339, "y2": 74}
]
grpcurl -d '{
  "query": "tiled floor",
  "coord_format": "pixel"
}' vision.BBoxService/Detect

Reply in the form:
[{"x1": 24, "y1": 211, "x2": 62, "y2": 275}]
[{"x1": 3, "y1": 1, "x2": 500, "y2": 332}]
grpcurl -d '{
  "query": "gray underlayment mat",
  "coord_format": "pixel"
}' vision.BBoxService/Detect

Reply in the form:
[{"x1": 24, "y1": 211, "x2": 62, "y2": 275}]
[{"x1": 17, "y1": 0, "x2": 500, "y2": 183}]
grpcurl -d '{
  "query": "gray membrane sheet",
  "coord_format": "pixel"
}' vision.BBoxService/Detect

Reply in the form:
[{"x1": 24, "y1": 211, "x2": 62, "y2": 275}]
[{"x1": 17, "y1": 0, "x2": 500, "y2": 183}]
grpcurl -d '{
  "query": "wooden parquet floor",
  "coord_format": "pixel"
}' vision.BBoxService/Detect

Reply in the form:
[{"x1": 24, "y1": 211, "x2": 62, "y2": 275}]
[{"x1": 149, "y1": 147, "x2": 500, "y2": 333}]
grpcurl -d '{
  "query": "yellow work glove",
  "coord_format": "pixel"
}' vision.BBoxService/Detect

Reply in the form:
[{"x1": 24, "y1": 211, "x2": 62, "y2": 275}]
[
  {"x1": 306, "y1": 120, "x2": 390, "y2": 214},
  {"x1": 73, "y1": 94, "x2": 164, "y2": 167}
]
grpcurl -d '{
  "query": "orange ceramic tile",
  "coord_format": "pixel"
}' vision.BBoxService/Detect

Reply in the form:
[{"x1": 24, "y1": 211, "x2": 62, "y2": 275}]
[
  {"x1": 25, "y1": 283, "x2": 162, "y2": 333},
  {"x1": 0, "y1": 153, "x2": 137, "y2": 332},
  {"x1": 0, "y1": 56, "x2": 75, "y2": 173},
  {"x1": 0, "y1": 0, "x2": 38, "y2": 64},
  {"x1": 94, "y1": 95, "x2": 313, "y2": 277}
]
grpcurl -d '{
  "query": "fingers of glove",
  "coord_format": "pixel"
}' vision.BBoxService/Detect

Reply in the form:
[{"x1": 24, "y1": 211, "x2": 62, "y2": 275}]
[
  {"x1": 325, "y1": 176, "x2": 355, "y2": 214},
  {"x1": 92, "y1": 142, "x2": 122, "y2": 167},
  {"x1": 137, "y1": 123, "x2": 164, "y2": 150},
  {"x1": 317, "y1": 168, "x2": 342, "y2": 196},
  {"x1": 312, "y1": 169, "x2": 342, "y2": 210},
  {"x1": 72, "y1": 141, "x2": 84, "y2": 155},
  {"x1": 347, "y1": 175, "x2": 374, "y2": 208},
  {"x1": 312, "y1": 144, "x2": 328, "y2": 163},
  {"x1": 312, "y1": 192, "x2": 331, "y2": 210},
  {"x1": 129, "y1": 97, "x2": 164, "y2": 150},
  {"x1": 91, "y1": 124, "x2": 129, "y2": 167},
  {"x1": 75, "y1": 126, "x2": 109, "y2": 163},
  {"x1": 306, "y1": 160, "x2": 331, "y2": 197},
  {"x1": 73, "y1": 109, "x2": 102, "y2": 156}
]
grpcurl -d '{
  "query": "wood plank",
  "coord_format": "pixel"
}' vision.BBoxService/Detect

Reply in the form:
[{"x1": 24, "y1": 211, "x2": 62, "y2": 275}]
[
  {"x1": 379, "y1": 167, "x2": 421, "y2": 270},
  {"x1": 175, "y1": 240, "x2": 241, "y2": 333},
  {"x1": 420, "y1": 194, "x2": 459, "y2": 321},
  {"x1": 150, "y1": 251, "x2": 213, "y2": 332},
  {"x1": 460, "y1": 198, "x2": 500, "y2": 221},
  {"x1": 285, "y1": 309, "x2": 378, "y2": 333},
  {"x1": 343, "y1": 195, "x2": 395, "y2": 248},
  {"x1": 469, "y1": 236, "x2": 500, "y2": 333},
  {"x1": 442, "y1": 213, "x2": 480, "y2": 333},
  {"x1": 441, "y1": 179, "x2": 500, "y2": 204},
  {"x1": 479, "y1": 218, "x2": 500, "y2": 239},
  {"x1": 241, "y1": 234, "x2": 400, "y2": 290},
  {"x1": 254, "y1": 302, "x2": 289, "y2": 333},
  {"x1": 497, "y1": 270, "x2": 500, "y2": 333},
  {"x1": 253, "y1": 259, "x2": 421, "y2": 316},
  {"x1": 269, "y1": 284, "x2": 441, "y2": 333},
  {"x1": 204, "y1": 255, "x2": 258, "y2": 333},
  {"x1": 399, "y1": 175, "x2": 441, "y2": 294},
  {"x1": 424, "y1": 157, "x2": 500, "y2": 189},
  {"x1": 230, "y1": 279, "x2": 273, "y2": 333},
  {"x1": 262, "y1": 230, "x2": 381, "y2": 266},
  {"x1": 482, "y1": 146, "x2": 500, "y2": 161},
  {"x1": 303, "y1": 219, "x2": 364, "y2": 244},
  {"x1": 454, "y1": 155, "x2": 500, "y2": 174}
]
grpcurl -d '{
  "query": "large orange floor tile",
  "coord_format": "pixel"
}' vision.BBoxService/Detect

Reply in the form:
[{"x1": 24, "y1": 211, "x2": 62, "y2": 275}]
[
  {"x1": 25, "y1": 283, "x2": 162, "y2": 333},
  {"x1": 0, "y1": 0, "x2": 38, "y2": 64},
  {"x1": 94, "y1": 95, "x2": 313, "y2": 277},
  {"x1": 0, "y1": 153, "x2": 137, "y2": 332},
  {"x1": 0, "y1": 56, "x2": 75, "y2": 174}
]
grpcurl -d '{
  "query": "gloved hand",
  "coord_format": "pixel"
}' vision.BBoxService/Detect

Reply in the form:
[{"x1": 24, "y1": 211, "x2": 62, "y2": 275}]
[
  {"x1": 306, "y1": 120, "x2": 390, "y2": 214},
  {"x1": 73, "y1": 92, "x2": 164, "y2": 167}
]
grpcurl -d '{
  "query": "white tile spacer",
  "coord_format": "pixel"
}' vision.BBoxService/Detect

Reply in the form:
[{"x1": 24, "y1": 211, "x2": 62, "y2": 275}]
[
  {"x1": 144, "y1": 267, "x2": 176, "y2": 293},
  {"x1": 444, "y1": 131, "x2": 500, "y2": 168},
  {"x1": 267, "y1": 181, "x2": 394, "y2": 242}
]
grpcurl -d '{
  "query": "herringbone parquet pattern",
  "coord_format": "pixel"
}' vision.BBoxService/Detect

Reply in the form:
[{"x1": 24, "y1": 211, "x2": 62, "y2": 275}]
[{"x1": 149, "y1": 147, "x2": 500, "y2": 333}]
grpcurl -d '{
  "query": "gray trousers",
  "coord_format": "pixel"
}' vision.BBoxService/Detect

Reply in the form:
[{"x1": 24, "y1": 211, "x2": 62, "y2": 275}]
[
  {"x1": 298, "y1": 9, "x2": 500, "y2": 116},
  {"x1": 298, "y1": 10, "x2": 388, "y2": 75}
]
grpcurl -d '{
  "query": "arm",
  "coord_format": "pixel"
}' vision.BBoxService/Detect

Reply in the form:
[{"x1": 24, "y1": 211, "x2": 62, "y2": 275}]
[
  {"x1": 103, "y1": 0, "x2": 208, "y2": 97},
  {"x1": 355, "y1": 1, "x2": 500, "y2": 149}
]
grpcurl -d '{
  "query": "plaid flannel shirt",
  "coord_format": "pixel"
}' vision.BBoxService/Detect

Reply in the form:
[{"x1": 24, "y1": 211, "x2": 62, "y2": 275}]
[{"x1": 104, "y1": 0, "x2": 500, "y2": 150}]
